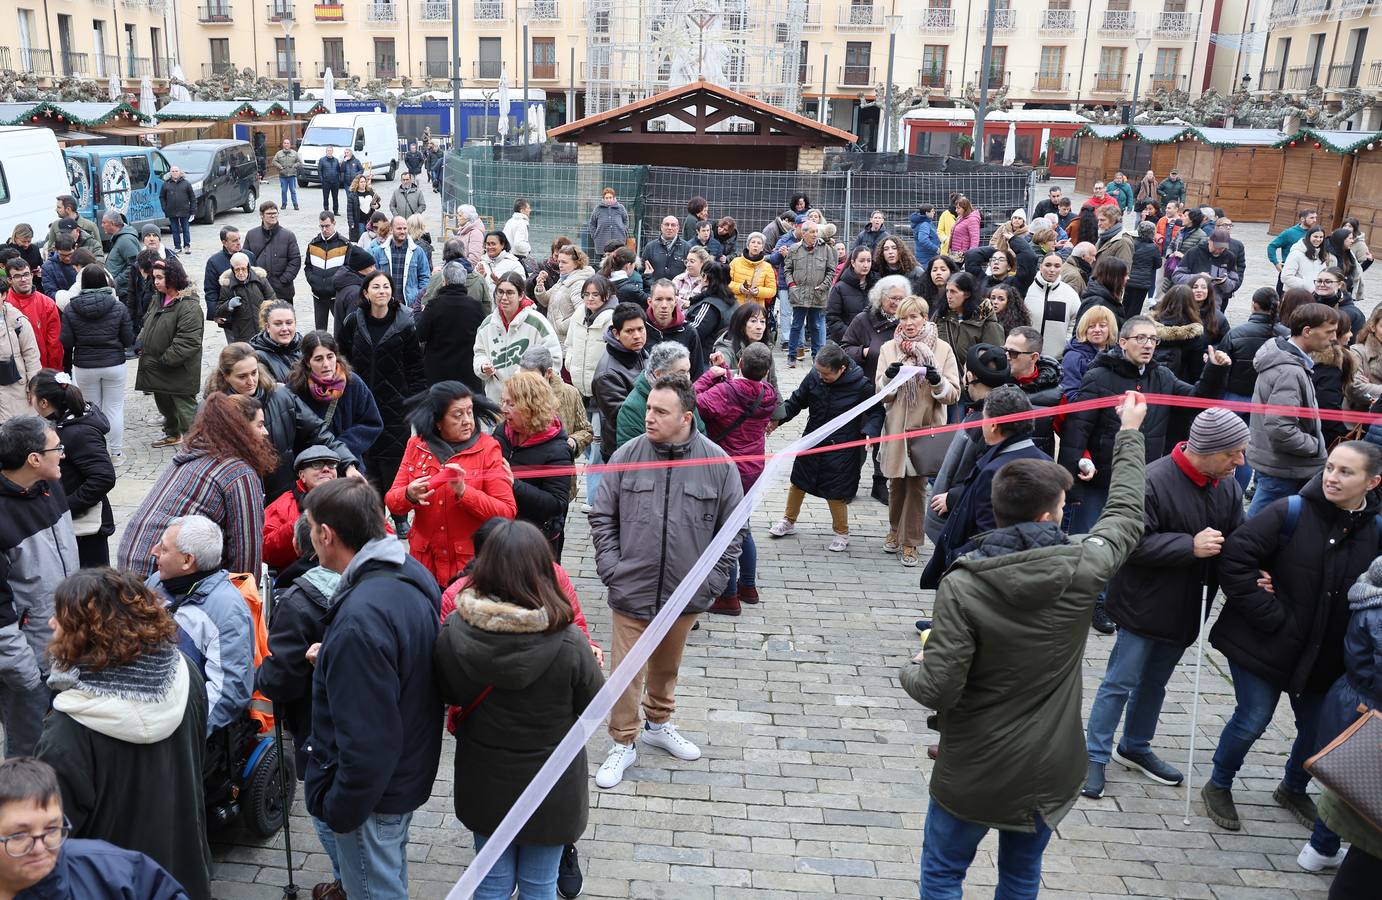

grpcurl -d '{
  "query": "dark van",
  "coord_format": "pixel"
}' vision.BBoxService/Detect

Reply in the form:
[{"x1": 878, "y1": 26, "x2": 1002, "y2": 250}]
[{"x1": 160, "y1": 139, "x2": 259, "y2": 224}]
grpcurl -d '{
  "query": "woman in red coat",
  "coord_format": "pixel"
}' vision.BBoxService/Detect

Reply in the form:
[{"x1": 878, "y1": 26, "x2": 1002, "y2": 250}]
[{"x1": 385, "y1": 381, "x2": 517, "y2": 586}]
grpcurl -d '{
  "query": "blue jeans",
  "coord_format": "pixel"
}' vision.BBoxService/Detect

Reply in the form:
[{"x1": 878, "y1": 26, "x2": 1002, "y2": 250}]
[
  {"x1": 585, "y1": 411, "x2": 603, "y2": 503},
  {"x1": 724, "y1": 527, "x2": 756, "y2": 595},
  {"x1": 1222, "y1": 392, "x2": 1254, "y2": 490},
  {"x1": 776, "y1": 288, "x2": 792, "y2": 344},
  {"x1": 1086, "y1": 628, "x2": 1186, "y2": 764},
  {"x1": 1245, "y1": 473, "x2": 1306, "y2": 519},
  {"x1": 920, "y1": 797, "x2": 1052, "y2": 900},
  {"x1": 312, "y1": 811, "x2": 412, "y2": 899},
  {"x1": 1210, "y1": 660, "x2": 1324, "y2": 794},
  {"x1": 1062, "y1": 483, "x2": 1109, "y2": 535},
  {"x1": 279, "y1": 175, "x2": 298, "y2": 208},
  {"x1": 471, "y1": 833, "x2": 564, "y2": 900},
  {"x1": 789, "y1": 306, "x2": 824, "y2": 357},
  {"x1": 168, "y1": 216, "x2": 190, "y2": 250}
]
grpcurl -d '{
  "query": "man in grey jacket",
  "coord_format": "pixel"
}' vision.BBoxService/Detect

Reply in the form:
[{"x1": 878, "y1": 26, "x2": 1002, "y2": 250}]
[
  {"x1": 388, "y1": 173, "x2": 427, "y2": 219},
  {"x1": 100, "y1": 212, "x2": 141, "y2": 305},
  {"x1": 589, "y1": 373, "x2": 743, "y2": 790},
  {"x1": 1245, "y1": 303, "x2": 1334, "y2": 518},
  {"x1": 783, "y1": 220, "x2": 834, "y2": 364},
  {"x1": 0, "y1": 416, "x2": 78, "y2": 757}
]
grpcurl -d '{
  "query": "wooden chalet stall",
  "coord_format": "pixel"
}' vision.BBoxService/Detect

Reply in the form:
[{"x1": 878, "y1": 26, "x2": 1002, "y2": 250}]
[
  {"x1": 153, "y1": 100, "x2": 325, "y2": 147},
  {"x1": 1270, "y1": 128, "x2": 1382, "y2": 236},
  {"x1": 1075, "y1": 125, "x2": 1286, "y2": 222},
  {"x1": 0, "y1": 101, "x2": 155, "y2": 145}
]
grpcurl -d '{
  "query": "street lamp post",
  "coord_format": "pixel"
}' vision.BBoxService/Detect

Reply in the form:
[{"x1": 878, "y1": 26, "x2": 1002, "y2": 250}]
[
  {"x1": 451, "y1": 0, "x2": 462, "y2": 140},
  {"x1": 280, "y1": 10, "x2": 296, "y2": 142},
  {"x1": 519, "y1": 3, "x2": 531, "y2": 144},
  {"x1": 881, "y1": 15, "x2": 902, "y2": 153},
  {"x1": 819, "y1": 41, "x2": 832, "y2": 125},
  {"x1": 1130, "y1": 31, "x2": 1152, "y2": 126},
  {"x1": 974, "y1": 0, "x2": 999, "y2": 163}
]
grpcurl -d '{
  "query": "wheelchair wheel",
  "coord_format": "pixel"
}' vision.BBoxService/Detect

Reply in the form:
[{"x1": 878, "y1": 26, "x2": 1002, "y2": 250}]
[{"x1": 241, "y1": 739, "x2": 295, "y2": 837}]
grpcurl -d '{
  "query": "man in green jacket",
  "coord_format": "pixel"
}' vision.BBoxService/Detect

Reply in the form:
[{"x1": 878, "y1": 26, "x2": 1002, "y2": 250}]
[
  {"x1": 901, "y1": 392, "x2": 1148, "y2": 897},
  {"x1": 1267, "y1": 207, "x2": 1318, "y2": 272}
]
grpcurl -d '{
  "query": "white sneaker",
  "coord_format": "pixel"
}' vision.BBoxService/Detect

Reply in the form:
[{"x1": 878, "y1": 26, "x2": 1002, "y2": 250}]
[
  {"x1": 768, "y1": 518, "x2": 796, "y2": 537},
  {"x1": 1296, "y1": 842, "x2": 1345, "y2": 872},
  {"x1": 828, "y1": 533, "x2": 850, "y2": 552},
  {"x1": 594, "y1": 742, "x2": 636, "y2": 789},
  {"x1": 640, "y1": 722, "x2": 701, "y2": 761},
  {"x1": 580, "y1": 503, "x2": 592, "y2": 514}
]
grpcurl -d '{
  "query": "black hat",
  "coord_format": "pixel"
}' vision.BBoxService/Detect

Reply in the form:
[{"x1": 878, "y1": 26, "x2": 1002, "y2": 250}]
[
  {"x1": 345, "y1": 245, "x2": 377, "y2": 273},
  {"x1": 966, "y1": 343, "x2": 1010, "y2": 388}
]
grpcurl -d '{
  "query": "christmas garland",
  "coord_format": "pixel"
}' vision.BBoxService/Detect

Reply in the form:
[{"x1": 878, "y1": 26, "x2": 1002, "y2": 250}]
[
  {"x1": 1073, "y1": 124, "x2": 1287, "y2": 149},
  {"x1": 1275, "y1": 128, "x2": 1382, "y2": 155},
  {"x1": 0, "y1": 100, "x2": 150, "y2": 127}
]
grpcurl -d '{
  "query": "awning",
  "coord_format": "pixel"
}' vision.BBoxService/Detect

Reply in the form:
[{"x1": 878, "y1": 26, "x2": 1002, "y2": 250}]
[
  {"x1": 52, "y1": 130, "x2": 103, "y2": 143},
  {"x1": 156, "y1": 120, "x2": 218, "y2": 131},
  {"x1": 97, "y1": 121, "x2": 208, "y2": 136}
]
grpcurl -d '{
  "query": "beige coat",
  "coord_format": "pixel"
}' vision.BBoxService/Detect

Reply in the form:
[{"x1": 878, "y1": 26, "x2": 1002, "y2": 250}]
[
  {"x1": 1348, "y1": 337, "x2": 1382, "y2": 410},
  {"x1": 536, "y1": 265, "x2": 594, "y2": 341},
  {"x1": 875, "y1": 337, "x2": 960, "y2": 479},
  {"x1": 0, "y1": 303, "x2": 42, "y2": 422}
]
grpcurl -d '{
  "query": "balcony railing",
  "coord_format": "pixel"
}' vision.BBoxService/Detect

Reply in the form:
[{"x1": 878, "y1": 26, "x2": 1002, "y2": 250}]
[
  {"x1": 973, "y1": 68, "x2": 1008, "y2": 90},
  {"x1": 315, "y1": 2, "x2": 345, "y2": 22},
  {"x1": 419, "y1": 60, "x2": 449, "y2": 79},
  {"x1": 1149, "y1": 72, "x2": 1185, "y2": 92},
  {"x1": 1091, "y1": 71, "x2": 1129, "y2": 93},
  {"x1": 20, "y1": 48, "x2": 53, "y2": 75},
  {"x1": 203, "y1": 62, "x2": 236, "y2": 78},
  {"x1": 918, "y1": 67, "x2": 950, "y2": 91},
  {"x1": 124, "y1": 56, "x2": 151, "y2": 78},
  {"x1": 1260, "y1": 67, "x2": 1283, "y2": 90},
  {"x1": 475, "y1": 59, "x2": 503, "y2": 79},
  {"x1": 418, "y1": 0, "x2": 449, "y2": 20},
  {"x1": 266, "y1": 60, "x2": 304, "y2": 79},
  {"x1": 840, "y1": 64, "x2": 875, "y2": 86},
  {"x1": 1328, "y1": 62, "x2": 1361, "y2": 88},
  {"x1": 1339, "y1": 0, "x2": 1373, "y2": 19},
  {"x1": 475, "y1": 0, "x2": 505, "y2": 20},
  {"x1": 265, "y1": 2, "x2": 293, "y2": 23},
  {"x1": 797, "y1": 64, "x2": 813, "y2": 84},
  {"x1": 801, "y1": 4, "x2": 821, "y2": 28},
  {"x1": 975, "y1": 8, "x2": 1018, "y2": 31},
  {"x1": 1099, "y1": 9, "x2": 1136, "y2": 34},
  {"x1": 197, "y1": 3, "x2": 234, "y2": 22},
  {"x1": 366, "y1": 3, "x2": 397, "y2": 24},
  {"x1": 1155, "y1": 10, "x2": 1199, "y2": 36},
  {"x1": 838, "y1": 4, "x2": 881, "y2": 29},
  {"x1": 531, "y1": 60, "x2": 559, "y2": 80},
  {"x1": 60, "y1": 51, "x2": 89, "y2": 76},
  {"x1": 1296, "y1": 0, "x2": 1330, "y2": 21},
  {"x1": 96, "y1": 54, "x2": 121, "y2": 78},
  {"x1": 1269, "y1": 0, "x2": 1297, "y2": 21},
  {"x1": 530, "y1": 0, "x2": 560, "y2": 19},
  {"x1": 1286, "y1": 64, "x2": 1316, "y2": 90},
  {"x1": 121, "y1": 0, "x2": 144, "y2": 8},
  {"x1": 368, "y1": 61, "x2": 398, "y2": 80},
  {"x1": 0, "y1": 48, "x2": 9, "y2": 71},
  {"x1": 1034, "y1": 72, "x2": 1070, "y2": 92},
  {"x1": 154, "y1": 56, "x2": 176, "y2": 79},
  {"x1": 1040, "y1": 8, "x2": 1080, "y2": 32},
  {"x1": 919, "y1": 7, "x2": 956, "y2": 30},
  {"x1": 317, "y1": 62, "x2": 349, "y2": 77},
  {"x1": 1371, "y1": 59, "x2": 1382, "y2": 86}
]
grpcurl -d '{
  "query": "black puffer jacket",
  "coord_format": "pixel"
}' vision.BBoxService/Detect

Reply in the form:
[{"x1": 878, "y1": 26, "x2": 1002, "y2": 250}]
[
  {"x1": 494, "y1": 424, "x2": 572, "y2": 541},
  {"x1": 244, "y1": 224, "x2": 301, "y2": 301},
  {"x1": 250, "y1": 386, "x2": 352, "y2": 502},
  {"x1": 60, "y1": 287, "x2": 134, "y2": 369},
  {"x1": 1152, "y1": 319, "x2": 1206, "y2": 385},
  {"x1": 339, "y1": 305, "x2": 426, "y2": 461},
  {"x1": 1128, "y1": 234, "x2": 1163, "y2": 292},
  {"x1": 55, "y1": 403, "x2": 116, "y2": 537},
  {"x1": 250, "y1": 330, "x2": 303, "y2": 384},
  {"x1": 1074, "y1": 279, "x2": 1127, "y2": 327},
  {"x1": 825, "y1": 269, "x2": 876, "y2": 343},
  {"x1": 1217, "y1": 312, "x2": 1287, "y2": 397},
  {"x1": 159, "y1": 177, "x2": 197, "y2": 219},
  {"x1": 839, "y1": 306, "x2": 897, "y2": 384},
  {"x1": 1212, "y1": 476, "x2": 1382, "y2": 694},
  {"x1": 963, "y1": 238, "x2": 1039, "y2": 296},
  {"x1": 1106, "y1": 451, "x2": 1244, "y2": 646},
  {"x1": 1057, "y1": 346, "x2": 1228, "y2": 489},
  {"x1": 217, "y1": 266, "x2": 275, "y2": 344},
  {"x1": 1014, "y1": 356, "x2": 1063, "y2": 458},
  {"x1": 779, "y1": 358, "x2": 882, "y2": 501},
  {"x1": 417, "y1": 283, "x2": 485, "y2": 392},
  {"x1": 331, "y1": 268, "x2": 366, "y2": 344}
]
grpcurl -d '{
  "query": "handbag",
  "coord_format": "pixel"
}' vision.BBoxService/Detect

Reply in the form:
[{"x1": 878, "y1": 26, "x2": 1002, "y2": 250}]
[
  {"x1": 1305, "y1": 708, "x2": 1382, "y2": 830},
  {"x1": 70, "y1": 504, "x2": 104, "y2": 537},
  {"x1": 907, "y1": 430, "x2": 950, "y2": 478}
]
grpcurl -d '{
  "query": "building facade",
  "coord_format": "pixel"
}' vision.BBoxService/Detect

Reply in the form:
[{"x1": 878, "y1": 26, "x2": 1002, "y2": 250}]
[
  {"x1": 1258, "y1": 0, "x2": 1382, "y2": 129},
  {"x1": 1, "y1": 0, "x2": 179, "y2": 86}
]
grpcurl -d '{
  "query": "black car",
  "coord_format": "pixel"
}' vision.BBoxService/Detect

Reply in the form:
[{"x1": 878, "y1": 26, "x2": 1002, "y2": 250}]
[{"x1": 161, "y1": 139, "x2": 259, "y2": 224}]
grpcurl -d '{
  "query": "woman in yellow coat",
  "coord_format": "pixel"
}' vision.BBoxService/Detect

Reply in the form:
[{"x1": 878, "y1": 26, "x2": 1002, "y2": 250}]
[
  {"x1": 729, "y1": 231, "x2": 777, "y2": 304},
  {"x1": 874, "y1": 295, "x2": 959, "y2": 566},
  {"x1": 936, "y1": 192, "x2": 961, "y2": 256}
]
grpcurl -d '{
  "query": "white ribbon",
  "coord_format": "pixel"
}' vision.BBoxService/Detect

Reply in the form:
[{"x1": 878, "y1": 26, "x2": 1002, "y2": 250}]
[{"x1": 445, "y1": 366, "x2": 923, "y2": 898}]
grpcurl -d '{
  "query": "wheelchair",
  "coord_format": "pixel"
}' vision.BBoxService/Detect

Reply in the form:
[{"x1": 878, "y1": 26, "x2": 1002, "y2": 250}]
[{"x1": 203, "y1": 711, "x2": 296, "y2": 837}]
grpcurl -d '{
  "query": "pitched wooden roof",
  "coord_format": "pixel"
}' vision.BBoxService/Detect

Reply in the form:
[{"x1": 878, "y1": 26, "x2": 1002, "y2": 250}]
[{"x1": 548, "y1": 80, "x2": 856, "y2": 147}]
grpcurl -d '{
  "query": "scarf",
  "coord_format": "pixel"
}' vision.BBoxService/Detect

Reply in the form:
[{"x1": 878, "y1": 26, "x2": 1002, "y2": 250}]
[
  {"x1": 894, "y1": 321, "x2": 938, "y2": 404},
  {"x1": 47, "y1": 642, "x2": 180, "y2": 701},
  {"x1": 309, "y1": 365, "x2": 348, "y2": 403},
  {"x1": 504, "y1": 417, "x2": 562, "y2": 448},
  {"x1": 1349, "y1": 557, "x2": 1382, "y2": 611},
  {"x1": 744, "y1": 248, "x2": 765, "y2": 262}
]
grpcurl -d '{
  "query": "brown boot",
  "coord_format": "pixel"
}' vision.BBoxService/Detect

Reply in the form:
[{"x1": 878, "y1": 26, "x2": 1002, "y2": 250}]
[
  {"x1": 312, "y1": 881, "x2": 347, "y2": 900},
  {"x1": 708, "y1": 593, "x2": 742, "y2": 616},
  {"x1": 739, "y1": 586, "x2": 760, "y2": 604}
]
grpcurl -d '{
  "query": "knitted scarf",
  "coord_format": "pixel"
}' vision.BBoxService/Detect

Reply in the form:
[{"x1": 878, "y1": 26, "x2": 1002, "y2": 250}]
[
  {"x1": 1349, "y1": 557, "x2": 1382, "y2": 611},
  {"x1": 47, "y1": 642, "x2": 181, "y2": 701},
  {"x1": 309, "y1": 364, "x2": 348, "y2": 403},
  {"x1": 894, "y1": 321, "x2": 938, "y2": 404}
]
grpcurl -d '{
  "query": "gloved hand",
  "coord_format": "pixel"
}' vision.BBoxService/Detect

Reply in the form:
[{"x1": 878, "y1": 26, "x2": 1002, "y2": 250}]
[
  {"x1": 884, "y1": 362, "x2": 902, "y2": 379},
  {"x1": 925, "y1": 367, "x2": 941, "y2": 385}
]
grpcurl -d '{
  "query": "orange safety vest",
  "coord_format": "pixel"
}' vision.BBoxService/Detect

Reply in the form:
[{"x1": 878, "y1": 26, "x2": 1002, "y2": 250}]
[{"x1": 229, "y1": 572, "x2": 276, "y2": 734}]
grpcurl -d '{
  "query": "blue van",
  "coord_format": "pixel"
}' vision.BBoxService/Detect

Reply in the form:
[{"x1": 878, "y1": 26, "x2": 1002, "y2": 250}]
[{"x1": 62, "y1": 146, "x2": 171, "y2": 230}]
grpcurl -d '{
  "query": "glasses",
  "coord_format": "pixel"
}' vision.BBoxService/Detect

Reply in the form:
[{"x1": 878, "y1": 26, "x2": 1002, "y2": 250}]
[
  {"x1": 0, "y1": 820, "x2": 69, "y2": 857},
  {"x1": 301, "y1": 461, "x2": 337, "y2": 472},
  {"x1": 1004, "y1": 348, "x2": 1037, "y2": 358},
  {"x1": 1315, "y1": 278, "x2": 1340, "y2": 286},
  {"x1": 1124, "y1": 335, "x2": 1160, "y2": 345},
  {"x1": 35, "y1": 443, "x2": 64, "y2": 455}
]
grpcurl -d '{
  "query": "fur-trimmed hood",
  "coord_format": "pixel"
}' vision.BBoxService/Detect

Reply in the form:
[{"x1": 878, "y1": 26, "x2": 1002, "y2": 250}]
[
  {"x1": 439, "y1": 588, "x2": 567, "y2": 691},
  {"x1": 218, "y1": 265, "x2": 270, "y2": 289},
  {"x1": 1155, "y1": 321, "x2": 1204, "y2": 342},
  {"x1": 456, "y1": 588, "x2": 551, "y2": 634},
  {"x1": 1311, "y1": 342, "x2": 1358, "y2": 378}
]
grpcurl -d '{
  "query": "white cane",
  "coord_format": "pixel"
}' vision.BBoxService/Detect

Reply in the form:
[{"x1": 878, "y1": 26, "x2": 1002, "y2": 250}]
[{"x1": 1183, "y1": 581, "x2": 1211, "y2": 825}]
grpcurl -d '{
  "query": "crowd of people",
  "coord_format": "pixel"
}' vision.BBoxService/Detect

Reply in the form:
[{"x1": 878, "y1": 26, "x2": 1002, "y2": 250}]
[{"x1": 0, "y1": 169, "x2": 1377, "y2": 899}]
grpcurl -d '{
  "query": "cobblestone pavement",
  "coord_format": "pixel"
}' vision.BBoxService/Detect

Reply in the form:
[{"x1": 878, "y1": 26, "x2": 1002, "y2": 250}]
[{"x1": 100, "y1": 183, "x2": 1351, "y2": 898}]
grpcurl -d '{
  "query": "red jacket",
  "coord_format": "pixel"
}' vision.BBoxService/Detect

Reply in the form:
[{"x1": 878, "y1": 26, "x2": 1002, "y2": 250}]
[
  {"x1": 262, "y1": 482, "x2": 303, "y2": 571},
  {"x1": 384, "y1": 433, "x2": 517, "y2": 586},
  {"x1": 694, "y1": 368, "x2": 776, "y2": 492},
  {"x1": 948, "y1": 210, "x2": 981, "y2": 255},
  {"x1": 7, "y1": 289, "x2": 62, "y2": 369}
]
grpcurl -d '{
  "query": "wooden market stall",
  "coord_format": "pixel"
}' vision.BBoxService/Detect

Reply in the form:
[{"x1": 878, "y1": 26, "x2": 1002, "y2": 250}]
[
  {"x1": 1270, "y1": 128, "x2": 1382, "y2": 236},
  {"x1": 0, "y1": 100, "x2": 157, "y2": 145},
  {"x1": 1074, "y1": 125, "x2": 1286, "y2": 222},
  {"x1": 153, "y1": 100, "x2": 324, "y2": 148}
]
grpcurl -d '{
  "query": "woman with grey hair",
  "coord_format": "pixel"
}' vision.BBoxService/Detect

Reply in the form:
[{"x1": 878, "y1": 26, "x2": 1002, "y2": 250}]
[
  {"x1": 612, "y1": 342, "x2": 705, "y2": 452},
  {"x1": 418, "y1": 261, "x2": 486, "y2": 392},
  {"x1": 457, "y1": 203, "x2": 485, "y2": 267},
  {"x1": 215, "y1": 251, "x2": 275, "y2": 344},
  {"x1": 587, "y1": 186, "x2": 629, "y2": 256}
]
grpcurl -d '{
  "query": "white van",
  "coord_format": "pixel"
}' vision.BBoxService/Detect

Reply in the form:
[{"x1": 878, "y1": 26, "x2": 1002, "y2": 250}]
[
  {"x1": 0, "y1": 127, "x2": 74, "y2": 243},
  {"x1": 296, "y1": 112, "x2": 399, "y2": 186}
]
